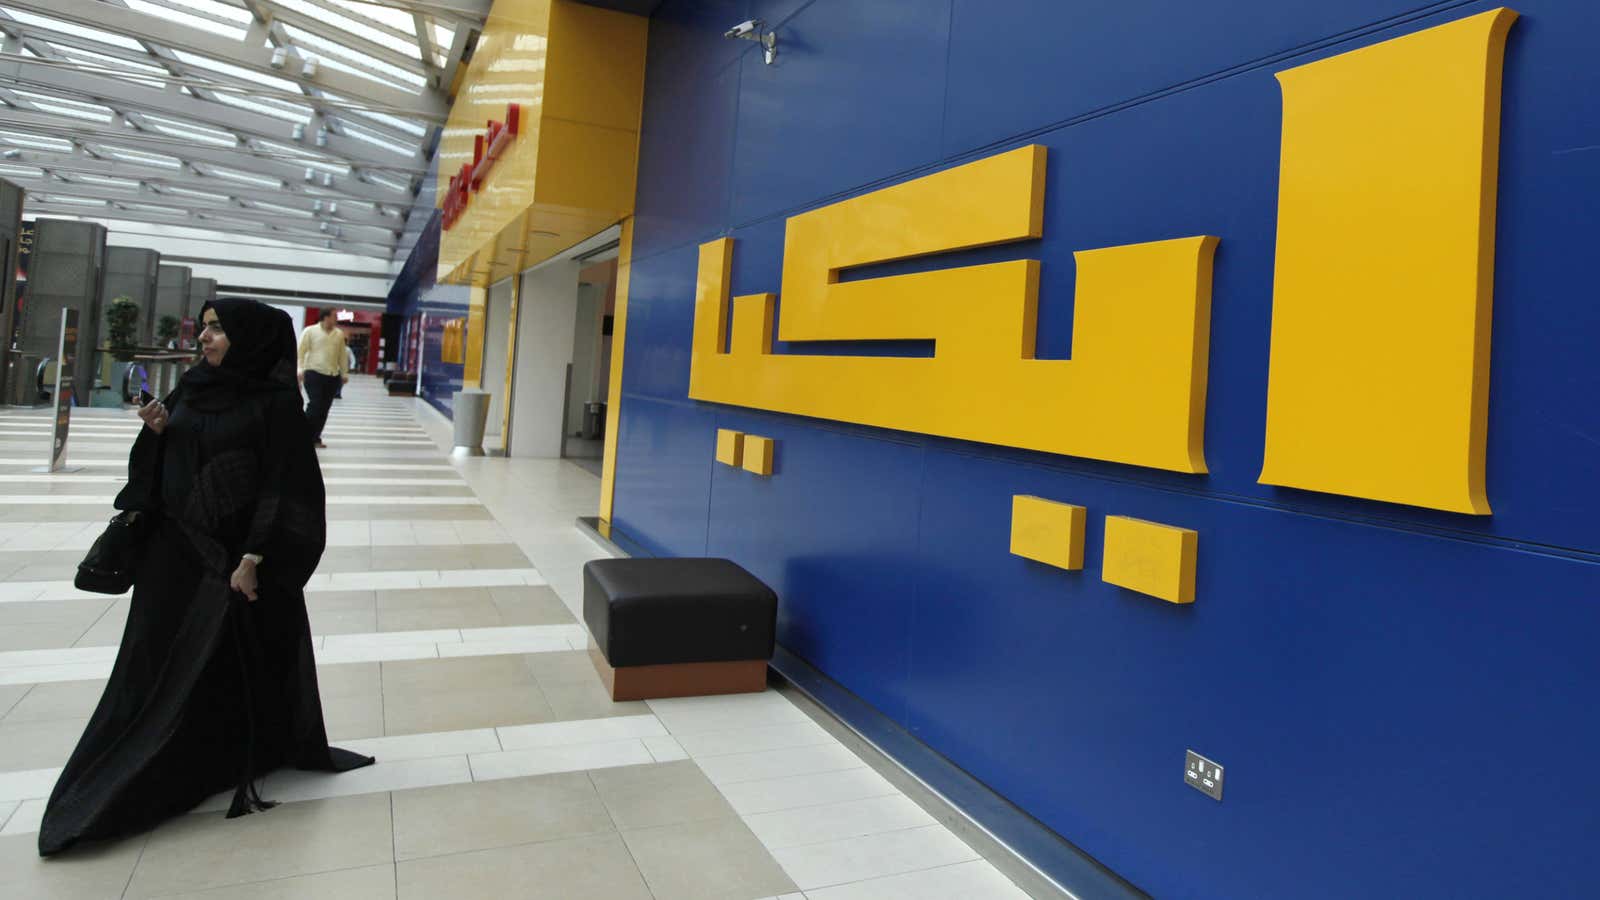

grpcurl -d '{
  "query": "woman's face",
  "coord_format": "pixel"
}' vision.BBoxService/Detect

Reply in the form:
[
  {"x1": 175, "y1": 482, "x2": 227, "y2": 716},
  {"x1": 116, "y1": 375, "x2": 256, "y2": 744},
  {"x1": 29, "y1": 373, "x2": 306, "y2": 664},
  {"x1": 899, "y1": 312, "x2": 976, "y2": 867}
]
[{"x1": 199, "y1": 308, "x2": 229, "y2": 366}]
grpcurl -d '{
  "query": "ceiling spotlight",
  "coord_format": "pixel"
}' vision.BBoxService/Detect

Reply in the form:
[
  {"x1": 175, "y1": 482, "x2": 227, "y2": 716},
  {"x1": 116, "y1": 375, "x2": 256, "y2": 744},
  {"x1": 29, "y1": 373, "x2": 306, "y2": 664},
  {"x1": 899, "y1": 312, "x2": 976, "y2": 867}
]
[
  {"x1": 320, "y1": 221, "x2": 329, "y2": 232},
  {"x1": 303, "y1": 167, "x2": 314, "y2": 182},
  {"x1": 321, "y1": 173, "x2": 333, "y2": 187},
  {"x1": 313, "y1": 199, "x2": 324, "y2": 212},
  {"x1": 723, "y1": 19, "x2": 777, "y2": 65},
  {"x1": 327, "y1": 201, "x2": 338, "y2": 215},
  {"x1": 0, "y1": 149, "x2": 20, "y2": 159},
  {"x1": 302, "y1": 57, "x2": 318, "y2": 78},
  {"x1": 270, "y1": 47, "x2": 288, "y2": 69},
  {"x1": 315, "y1": 128, "x2": 329, "y2": 148},
  {"x1": 292, "y1": 123, "x2": 306, "y2": 141},
  {"x1": 324, "y1": 238, "x2": 333, "y2": 249}
]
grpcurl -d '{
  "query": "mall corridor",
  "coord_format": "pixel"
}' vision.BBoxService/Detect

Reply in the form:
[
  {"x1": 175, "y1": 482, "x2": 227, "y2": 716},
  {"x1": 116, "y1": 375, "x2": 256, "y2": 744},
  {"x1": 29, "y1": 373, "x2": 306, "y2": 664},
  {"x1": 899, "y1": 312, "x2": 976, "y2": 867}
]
[{"x1": 0, "y1": 377, "x2": 1042, "y2": 899}]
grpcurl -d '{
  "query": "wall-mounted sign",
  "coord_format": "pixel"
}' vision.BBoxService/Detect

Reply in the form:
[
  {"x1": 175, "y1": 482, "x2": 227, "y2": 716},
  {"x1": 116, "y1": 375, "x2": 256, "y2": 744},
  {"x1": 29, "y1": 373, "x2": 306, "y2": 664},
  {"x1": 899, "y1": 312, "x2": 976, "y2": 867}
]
[
  {"x1": 688, "y1": 8, "x2": 1514, "y2": 516},
  {"x1": 442, "y1": 103, "x2": 521, "y2": 231}
]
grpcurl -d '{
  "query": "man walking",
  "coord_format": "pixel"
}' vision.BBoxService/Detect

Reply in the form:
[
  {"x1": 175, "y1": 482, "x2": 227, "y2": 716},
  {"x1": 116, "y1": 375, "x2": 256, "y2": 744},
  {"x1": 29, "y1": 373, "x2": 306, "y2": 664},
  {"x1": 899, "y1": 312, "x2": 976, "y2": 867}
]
[{"x1": 297, "y1": 308, "x2": 348, "y2": 448}]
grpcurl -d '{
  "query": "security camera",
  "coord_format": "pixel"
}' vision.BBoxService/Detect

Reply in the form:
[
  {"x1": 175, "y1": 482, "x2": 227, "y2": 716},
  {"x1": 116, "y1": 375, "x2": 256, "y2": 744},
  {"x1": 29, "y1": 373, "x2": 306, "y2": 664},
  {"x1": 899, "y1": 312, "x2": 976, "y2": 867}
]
[{"x1": 723, "y1": 19, "x2": 777, "y2": 64}]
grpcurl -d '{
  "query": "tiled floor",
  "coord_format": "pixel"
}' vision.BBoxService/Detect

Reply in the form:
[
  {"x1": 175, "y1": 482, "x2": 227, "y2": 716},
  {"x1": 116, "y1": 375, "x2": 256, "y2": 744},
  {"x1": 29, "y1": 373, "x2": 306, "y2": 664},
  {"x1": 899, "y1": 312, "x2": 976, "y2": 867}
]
[{"x1": 0, "y1": 376, "x2": 1043, "y2": 899}]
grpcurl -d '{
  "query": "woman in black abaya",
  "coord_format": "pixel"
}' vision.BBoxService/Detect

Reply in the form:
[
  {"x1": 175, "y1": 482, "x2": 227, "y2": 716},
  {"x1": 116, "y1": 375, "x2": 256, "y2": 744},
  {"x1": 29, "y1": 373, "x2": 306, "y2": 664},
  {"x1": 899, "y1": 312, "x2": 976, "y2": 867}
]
[{"x1": 38, "y1": 299, "x2": 373, "y2": 856}]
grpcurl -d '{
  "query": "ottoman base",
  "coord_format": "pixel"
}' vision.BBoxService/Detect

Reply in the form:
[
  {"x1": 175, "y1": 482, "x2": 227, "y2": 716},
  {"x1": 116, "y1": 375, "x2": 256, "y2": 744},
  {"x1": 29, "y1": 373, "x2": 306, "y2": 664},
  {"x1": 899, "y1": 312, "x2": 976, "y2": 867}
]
[{"x1": 588, "y1": 643, "x2": 767, "y2": 701}]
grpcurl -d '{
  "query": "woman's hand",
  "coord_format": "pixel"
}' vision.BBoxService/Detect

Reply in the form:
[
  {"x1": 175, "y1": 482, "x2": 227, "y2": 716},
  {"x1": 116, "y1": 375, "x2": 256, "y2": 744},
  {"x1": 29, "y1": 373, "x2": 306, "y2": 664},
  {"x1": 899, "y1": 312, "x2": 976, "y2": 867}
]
[
  {"x1": 137, "y1": 400, "x2": 168, "y2": 434},
  {"x1": 230, "y1": 558, "x2": 259, "y2": 602}
]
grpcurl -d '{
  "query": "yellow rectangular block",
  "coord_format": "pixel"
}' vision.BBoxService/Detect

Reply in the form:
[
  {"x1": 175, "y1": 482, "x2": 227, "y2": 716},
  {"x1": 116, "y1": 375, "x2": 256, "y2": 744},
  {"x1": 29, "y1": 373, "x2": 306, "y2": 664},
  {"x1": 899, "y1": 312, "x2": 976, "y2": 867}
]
[
  {"x1": 1260, "y1": 9, "x2": 1516, "y2": 514},
  {"x1": 742, "y1": 435, "x2": 775, "y2": 476},
  {"x1": 1009, "y1": 496, "x2": 1086, "y2": 571},
  {"x1": 1102, "y1": 516, "x2": 1197, "y2": 605},
  {"x1": 715, "y1": 429, "x2": 744, "y2": 467}
]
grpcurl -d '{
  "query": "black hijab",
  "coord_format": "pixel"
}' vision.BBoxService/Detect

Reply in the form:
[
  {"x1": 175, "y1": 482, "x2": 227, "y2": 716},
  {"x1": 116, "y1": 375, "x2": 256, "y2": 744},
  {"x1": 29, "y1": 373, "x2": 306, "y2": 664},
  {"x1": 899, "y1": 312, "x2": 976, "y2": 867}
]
[{"x1": 178, "y1": 299, "x2": 298, "y2": 411}]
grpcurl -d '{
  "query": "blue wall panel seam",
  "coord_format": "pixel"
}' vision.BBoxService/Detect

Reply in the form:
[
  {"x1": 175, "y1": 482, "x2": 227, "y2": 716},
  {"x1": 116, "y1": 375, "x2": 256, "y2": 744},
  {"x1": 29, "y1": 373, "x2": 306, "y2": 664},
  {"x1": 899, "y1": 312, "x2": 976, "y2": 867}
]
[
  {"x1": 624, "y1": 0, "x2": 1484, "y2": 270},
  {"x1": 619, "y1": 392, "x2": 1600, "y2": 564}
]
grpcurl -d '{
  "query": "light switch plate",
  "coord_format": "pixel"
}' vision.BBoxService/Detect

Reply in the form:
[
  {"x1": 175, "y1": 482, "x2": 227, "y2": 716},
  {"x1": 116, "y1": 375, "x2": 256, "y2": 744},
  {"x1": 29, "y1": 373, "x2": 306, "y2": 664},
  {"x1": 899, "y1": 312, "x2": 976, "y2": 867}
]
[{"x1": 1185, "y1": 750, "x2": 1224, "y2": 801}]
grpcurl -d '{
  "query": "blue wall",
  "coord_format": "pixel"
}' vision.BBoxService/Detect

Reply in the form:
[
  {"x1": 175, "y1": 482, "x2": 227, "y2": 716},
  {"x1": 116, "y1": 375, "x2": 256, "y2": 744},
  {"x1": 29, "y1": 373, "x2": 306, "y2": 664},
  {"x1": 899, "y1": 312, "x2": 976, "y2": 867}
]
[{"x1": 614, "y1": 2, "x2": 1600, "y2": 897}]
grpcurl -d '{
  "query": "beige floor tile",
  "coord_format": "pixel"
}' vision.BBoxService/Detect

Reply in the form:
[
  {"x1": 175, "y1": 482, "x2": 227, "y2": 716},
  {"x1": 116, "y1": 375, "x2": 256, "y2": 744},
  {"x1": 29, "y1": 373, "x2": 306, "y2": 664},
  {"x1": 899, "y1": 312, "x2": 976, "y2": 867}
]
[
  {"x1": 465, "y1": 544, "x2": 533, "y2": 568},
  {"x1": 0, "y1": 718, "x2": 89, "y2": 770},
  {"x1": 521, "y1": 650, "x2": 599, "y2": 687},
  {"x1": 396, "y1": 832, "x2": 651, "y2": 900},
  {"x1": 125, "y1": 793, "x2": 394, "y2": 899},
  {"x1": 383, "y1": 685, "x2": 554, "y2": 736},
  {"x1": 307, "y1": 607, "x2": 379, "y2": 636},
  {"x1": 392, "y1": 771, "x2": 612, "y2": 862},
  {"x1": 0, "y1": 623, "x2": 90, "y2": 652},
  {"x1": 588, "y1": 760, "x2": 737, "y2": 831},
  {"x1": 376, "y1": 598, "x2": 504, "y2": 632},
  {"x1": 379, "y1": 654, "x2": 534, "y2": 694},
  {"x1": 139, "y1": 863, "x2": 397, "y2": 900},
  {"x1": 2, "y1": 680, "x2": 106, "y2": 724},
  {"x1": 0, "y1": 830, "x2": 148, "y2": 899},
  {"x1": 492, "y1": 586, "x2": 575, "y2": 626},
  {"x1": 74, "y1": 610, "x2": 130, "y2": 649},
  {"x1": 312, "y1": 547, "x2": 373, "y2": 574},
  {"x1": 369, "y1": 547, "x2": 472, "y2": 571},
  {"x1": 320, "y1": 693, "x2": 385, "y2": 742},
  {"x1": 0, "y1": 685, "x2": 28, "y2": 718},
  {"x1": 541, "y1": 680, "x2": 650, "y2": 721},
  {"x1": 314, "y1": 663, "x2": 381, "y2": 699},
  {"x1": 622, "y1": 815, "x2": 798, "y2": 900},
  {"x1": 373, "y1": 587, "x2": 491, "y2": 612},
  {"x1": 304, "y1": 590, "x2": 377, "y2": 613}
]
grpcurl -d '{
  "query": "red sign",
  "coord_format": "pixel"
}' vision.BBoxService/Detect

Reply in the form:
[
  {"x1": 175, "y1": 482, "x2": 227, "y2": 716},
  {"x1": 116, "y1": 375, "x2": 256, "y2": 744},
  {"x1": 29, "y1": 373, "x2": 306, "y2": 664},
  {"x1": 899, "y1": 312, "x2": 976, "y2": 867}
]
[{"x1": 442, "y1": 103, "x2": 520, "y2": 231}]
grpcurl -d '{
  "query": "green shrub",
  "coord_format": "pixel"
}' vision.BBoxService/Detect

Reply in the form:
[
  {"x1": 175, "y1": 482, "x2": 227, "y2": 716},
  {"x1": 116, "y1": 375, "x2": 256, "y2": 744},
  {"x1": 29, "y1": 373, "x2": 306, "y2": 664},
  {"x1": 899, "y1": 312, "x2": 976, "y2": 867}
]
[
  {"x1": 157, "y1": 314, "x2": 180, "y2": 346},
  {"x1": 106, "y1": 296, "x2": 140, "y2": 361}
]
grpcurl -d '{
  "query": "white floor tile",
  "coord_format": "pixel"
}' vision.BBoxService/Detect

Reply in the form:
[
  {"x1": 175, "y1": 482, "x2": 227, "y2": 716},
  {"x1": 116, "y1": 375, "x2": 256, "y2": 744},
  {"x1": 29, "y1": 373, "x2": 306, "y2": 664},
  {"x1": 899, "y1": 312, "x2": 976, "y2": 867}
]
[
  {"x1": 0, "y1": 645, "x2": 118, "y2": 669},
  {"x1": 0, "y1": 801, "x2": 17, "y2": 831},
  {"x1": 0, "y1": 767, "x2": 61, "y2": 803},
  {"x1": 802, "y1": 860, "x2": 1029, "y2": 900},
  {"x1": 696, "y1": 743, "x2": 868, "y2": 787},
  {"x1": 674, "y1": 722, "x2": 839, "y2": 759},
  {"x1": 262, "y1": 755, "x2": 473, "y2": 804},
  {"x1": 312, "y1": 642, "x2": 439, "y2": 665},
  {"x1": 642, "y1": 735, "x2": 689, "y2": 763},
  {"x1": 322, "y1": 628, "x2": 462, "y2": 649},
  {"x1": 744, "y1": 795, "x2": 936, "y2": 851},
  {"x1": 435, "y1": 636, "x2": 571, "y2": 657},
  {"x1": 337, "y1": 728, "x2": 502, "y2": 762},
  {"x1": 0, "y1": 661, "x2": 114, "y2": 685},
  {"x1": 457, "y1": 625, "x2": 574, "y2": 644},
  {"x1": 417, "y1": 567, "x2": 545, "y2": 588},
  {"x1": 325, "y1": 570, "x2": 425, "y2": 590},
  {"x1": 0, "y1": 798, "x2": 45, "y2": 836},
  {"x1": 495, "y1": 714, "x2": 666, "y2": 751},
  {"x1": 648, "y1": 691, "x2": 811, "y2": 735},
  {"x1": 717, "y1": 767, "x2": 901, "y2": 817},
  {"x1": 770, "y1": 823, "x2": 980, "y2": 890},
  {"x1": 468, "y1": 738, "x2": 654, "y2": 781}
]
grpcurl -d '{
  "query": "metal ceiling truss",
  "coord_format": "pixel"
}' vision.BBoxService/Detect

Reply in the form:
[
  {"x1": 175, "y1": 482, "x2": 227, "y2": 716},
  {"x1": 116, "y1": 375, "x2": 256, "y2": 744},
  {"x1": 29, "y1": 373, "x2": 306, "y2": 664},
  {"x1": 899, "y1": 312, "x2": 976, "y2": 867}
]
[{"x1": 0, "y1": 0, "x2": 486, "y2": 259}]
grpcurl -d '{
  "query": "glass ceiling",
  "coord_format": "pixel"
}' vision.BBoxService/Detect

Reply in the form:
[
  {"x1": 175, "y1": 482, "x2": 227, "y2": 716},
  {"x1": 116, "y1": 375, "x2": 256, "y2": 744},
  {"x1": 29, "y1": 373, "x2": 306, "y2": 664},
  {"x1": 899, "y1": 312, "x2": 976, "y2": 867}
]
[{"x1": 0, "y1": 0, "x2": 487, "y2": 258}]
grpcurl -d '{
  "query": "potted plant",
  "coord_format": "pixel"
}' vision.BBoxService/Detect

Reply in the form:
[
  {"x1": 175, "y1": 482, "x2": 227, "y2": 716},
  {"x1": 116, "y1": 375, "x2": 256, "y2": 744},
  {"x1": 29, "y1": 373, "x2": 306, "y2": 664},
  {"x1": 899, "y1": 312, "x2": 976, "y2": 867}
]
[
  {"x1": 106, "y1": 296, "x2": 140, "y2": 362},
  {"x1": 157, "y1": 314, "x2": 180, "y2": 348}
]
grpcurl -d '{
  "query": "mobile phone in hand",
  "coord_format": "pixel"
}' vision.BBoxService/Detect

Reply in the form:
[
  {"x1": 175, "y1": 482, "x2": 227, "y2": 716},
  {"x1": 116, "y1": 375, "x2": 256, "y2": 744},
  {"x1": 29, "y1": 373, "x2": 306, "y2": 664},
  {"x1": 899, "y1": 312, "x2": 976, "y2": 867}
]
[{"x1": 139, "y1": 389, "x2": 156, "y2": 407}]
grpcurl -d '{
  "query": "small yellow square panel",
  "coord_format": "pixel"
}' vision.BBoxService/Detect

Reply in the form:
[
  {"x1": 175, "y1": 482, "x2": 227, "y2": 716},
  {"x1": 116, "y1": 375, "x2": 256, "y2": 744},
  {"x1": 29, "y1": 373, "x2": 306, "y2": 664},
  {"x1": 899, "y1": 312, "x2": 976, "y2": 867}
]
[
  {"x1": 742, "y1": 435, "x2": 775, "y2": 475},
  {"x1": 1009, "y1": 495, "x2": 1086, "y2": 571},
  {"x1": 1102, "y1": 516, "x2": 1198, "y2": 604},
  {"x1": 715, "y1": 429, "x2": 744, "y2": 467}
]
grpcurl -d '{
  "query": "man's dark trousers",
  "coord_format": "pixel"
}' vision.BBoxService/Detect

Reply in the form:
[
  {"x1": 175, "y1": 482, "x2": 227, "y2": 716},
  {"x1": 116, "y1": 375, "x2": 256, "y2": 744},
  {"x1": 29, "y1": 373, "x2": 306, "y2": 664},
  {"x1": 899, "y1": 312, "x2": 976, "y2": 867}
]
[{"x1": 303, "y1": 370, "x2": 339, "y2": 442}]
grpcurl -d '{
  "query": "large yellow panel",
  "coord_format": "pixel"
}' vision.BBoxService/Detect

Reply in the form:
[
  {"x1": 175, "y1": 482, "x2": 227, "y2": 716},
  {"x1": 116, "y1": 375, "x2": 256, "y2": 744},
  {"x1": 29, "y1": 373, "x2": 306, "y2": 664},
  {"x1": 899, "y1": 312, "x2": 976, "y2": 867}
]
[
  {"x1": 689, "y1": 147, "x2": 1217, "y2": 473},
  {"x1": 598, "y1": 216, "x2": 634, "y2": 524},
  {"x1": 462, "y1": 285, "x2": 487, "y2": 388},
  {"x1": 715, "y1": 428, "x2": 744, "y2": 467},
  {"x1": 437, "y1": 0, "x2": 646, "y2": 283},
  {"x1": 1260, "y1": 8, "x2": 1516, "y2": 515},
  {"x1": 1009, "y1": 495, "x2": 1086, "y2": 571},
  {"x1": 1102, "y1": 516, "x2": 1197, "y2": 605}
]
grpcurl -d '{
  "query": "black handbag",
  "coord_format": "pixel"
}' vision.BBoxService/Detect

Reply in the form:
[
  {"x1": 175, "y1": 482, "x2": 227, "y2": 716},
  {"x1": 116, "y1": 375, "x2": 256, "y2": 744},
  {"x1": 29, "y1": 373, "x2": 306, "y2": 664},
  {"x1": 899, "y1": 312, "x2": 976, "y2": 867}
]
[{"x1": 75, "y1": 511, "x2": 150, "y2": 594}]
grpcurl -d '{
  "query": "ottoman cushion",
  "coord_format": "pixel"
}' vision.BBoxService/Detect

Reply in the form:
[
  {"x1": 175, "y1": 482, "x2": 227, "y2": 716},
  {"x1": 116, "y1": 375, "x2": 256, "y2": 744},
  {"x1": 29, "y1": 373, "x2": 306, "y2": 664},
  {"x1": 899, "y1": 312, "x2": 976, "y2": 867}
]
[{"x1": 583, "y1": 558, "x2": 777, "y2": 668}]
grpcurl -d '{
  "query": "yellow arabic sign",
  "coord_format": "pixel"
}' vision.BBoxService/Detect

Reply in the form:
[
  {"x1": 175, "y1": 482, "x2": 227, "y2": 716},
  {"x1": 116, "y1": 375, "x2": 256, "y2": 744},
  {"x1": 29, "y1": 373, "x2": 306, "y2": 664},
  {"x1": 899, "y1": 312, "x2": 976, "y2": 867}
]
[{"x1": 686, "y1": 8, "x2": 1515, "y2": 513}]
